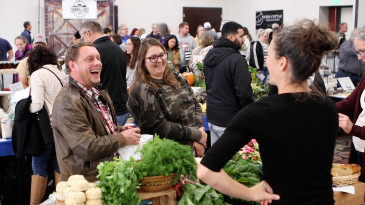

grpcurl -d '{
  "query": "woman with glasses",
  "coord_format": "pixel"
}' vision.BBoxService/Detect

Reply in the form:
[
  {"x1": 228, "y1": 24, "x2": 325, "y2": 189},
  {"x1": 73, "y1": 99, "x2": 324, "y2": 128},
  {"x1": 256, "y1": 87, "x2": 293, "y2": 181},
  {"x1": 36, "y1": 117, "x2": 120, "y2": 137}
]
[
  {"x1": 125, "y1": 37, "x2": 141, "y2": 89},
  {"x1": 337, "y1": 27, "x2": 365, "y2": 183},
  {"x1": 127, "y1": 38, "x2": 207, "y2": 157}
]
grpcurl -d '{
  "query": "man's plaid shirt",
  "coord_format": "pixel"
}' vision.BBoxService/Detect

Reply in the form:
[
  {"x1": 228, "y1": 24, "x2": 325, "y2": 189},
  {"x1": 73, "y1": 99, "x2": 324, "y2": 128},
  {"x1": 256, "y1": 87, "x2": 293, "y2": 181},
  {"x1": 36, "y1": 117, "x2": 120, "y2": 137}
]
[{"x1": 76, "y1": 81, "x2": 118, "y2": 135}]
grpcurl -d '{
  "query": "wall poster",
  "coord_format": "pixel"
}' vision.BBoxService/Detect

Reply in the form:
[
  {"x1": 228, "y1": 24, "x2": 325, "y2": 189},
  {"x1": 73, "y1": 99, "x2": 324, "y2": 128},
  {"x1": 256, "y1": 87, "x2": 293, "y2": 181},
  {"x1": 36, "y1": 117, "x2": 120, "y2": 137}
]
[
  {"x1": 62, "y1": 0, "x2": 97, "y2": 19},
  {"x1": 256, "y1": 10, "x2": 283, "y2": 30}
]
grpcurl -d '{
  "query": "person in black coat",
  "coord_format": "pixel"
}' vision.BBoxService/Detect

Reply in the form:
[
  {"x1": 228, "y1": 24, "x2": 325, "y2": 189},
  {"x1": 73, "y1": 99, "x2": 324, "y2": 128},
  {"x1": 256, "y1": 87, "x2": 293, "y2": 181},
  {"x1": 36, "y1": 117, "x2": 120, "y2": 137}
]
[
  {"x1": 80, "y1": 21, "x2": 130, "y2": 126},
  {"x1": 203, "y1": 21, "x2": 253, "y2": 146}
]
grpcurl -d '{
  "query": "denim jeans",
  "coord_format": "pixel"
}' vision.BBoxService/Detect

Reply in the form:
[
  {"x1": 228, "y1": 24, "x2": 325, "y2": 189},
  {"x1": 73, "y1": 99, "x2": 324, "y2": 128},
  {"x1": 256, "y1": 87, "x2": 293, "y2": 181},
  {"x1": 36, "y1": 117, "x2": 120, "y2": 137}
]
[
  {"x1": 260, "y1": 67, "x2": 269, "y2": 85},
  {"x1": 208, "y1": 123, "x2": 226, "y2": 146},
  {"x1": 116, "y1": 112, "x2": 130, "y2": 126},
  {"x1": 32, "y1": 143, "x2": 59, "y2": 178}
]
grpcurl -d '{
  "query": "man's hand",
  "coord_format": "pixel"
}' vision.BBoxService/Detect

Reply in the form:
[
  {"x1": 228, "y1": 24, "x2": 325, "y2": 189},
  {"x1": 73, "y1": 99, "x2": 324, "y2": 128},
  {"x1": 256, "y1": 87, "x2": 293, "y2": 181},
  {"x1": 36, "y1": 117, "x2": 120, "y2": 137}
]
[
  {"x1": 193, "y1": 141, "x2": 205, "y2": 157},
  {"x1": 199, "y1": 127, "x2": 207, "y2": 148},
  {"x1": 122, "y1": 127, "x2": 141, "y2": 145},
  {"x1": 339, "y1": 113, "x2": 353, "y2": 134}
]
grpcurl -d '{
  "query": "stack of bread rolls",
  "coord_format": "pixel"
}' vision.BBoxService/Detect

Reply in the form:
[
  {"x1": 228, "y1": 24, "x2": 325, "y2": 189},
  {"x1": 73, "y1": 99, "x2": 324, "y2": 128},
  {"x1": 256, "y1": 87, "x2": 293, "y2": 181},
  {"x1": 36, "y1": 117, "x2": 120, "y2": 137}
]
[{"x1": 55, "y1": 175, "x2": 102, "y2": 205}]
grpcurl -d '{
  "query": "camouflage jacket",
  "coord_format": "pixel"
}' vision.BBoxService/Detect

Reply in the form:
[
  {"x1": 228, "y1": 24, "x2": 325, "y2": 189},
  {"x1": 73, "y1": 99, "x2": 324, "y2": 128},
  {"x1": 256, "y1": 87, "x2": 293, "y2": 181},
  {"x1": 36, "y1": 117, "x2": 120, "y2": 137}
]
[{"x1": 127, "y1": 73, "x2": 203, "y2": 145}]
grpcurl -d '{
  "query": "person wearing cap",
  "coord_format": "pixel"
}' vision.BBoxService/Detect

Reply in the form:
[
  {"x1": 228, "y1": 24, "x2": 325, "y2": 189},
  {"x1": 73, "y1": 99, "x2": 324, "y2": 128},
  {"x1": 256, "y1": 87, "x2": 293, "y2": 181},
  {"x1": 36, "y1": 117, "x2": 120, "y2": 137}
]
[
  {"x1": 203, "y1": 22, "x2": 218, "y2": 40},
  {"x1": 15, "y1": 34, "x2": 48, "y2": 88}
]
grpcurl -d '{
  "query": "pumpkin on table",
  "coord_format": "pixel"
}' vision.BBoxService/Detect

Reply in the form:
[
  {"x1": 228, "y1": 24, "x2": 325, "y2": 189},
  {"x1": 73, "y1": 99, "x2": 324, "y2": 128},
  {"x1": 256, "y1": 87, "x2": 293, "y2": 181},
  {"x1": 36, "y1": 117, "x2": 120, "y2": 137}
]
[{"x1": 182, "y1": 72, "x2": 194, "y2": 86}]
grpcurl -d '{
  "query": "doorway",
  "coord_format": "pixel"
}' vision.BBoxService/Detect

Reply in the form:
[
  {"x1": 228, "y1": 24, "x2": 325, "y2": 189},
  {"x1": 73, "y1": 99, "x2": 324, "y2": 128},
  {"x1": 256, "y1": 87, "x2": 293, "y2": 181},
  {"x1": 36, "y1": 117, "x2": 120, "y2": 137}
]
[{"x1": 183, "y1": 7, "x2": 222, "y2": 37}]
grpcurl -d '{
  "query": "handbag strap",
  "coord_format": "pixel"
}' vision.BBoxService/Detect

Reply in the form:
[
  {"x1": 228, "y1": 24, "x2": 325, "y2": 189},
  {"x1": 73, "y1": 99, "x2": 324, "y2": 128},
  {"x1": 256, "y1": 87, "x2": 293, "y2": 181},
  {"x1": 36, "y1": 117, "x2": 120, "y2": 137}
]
[{"x1": 43, "y1": 67, "x2": 63, "y2": 87}]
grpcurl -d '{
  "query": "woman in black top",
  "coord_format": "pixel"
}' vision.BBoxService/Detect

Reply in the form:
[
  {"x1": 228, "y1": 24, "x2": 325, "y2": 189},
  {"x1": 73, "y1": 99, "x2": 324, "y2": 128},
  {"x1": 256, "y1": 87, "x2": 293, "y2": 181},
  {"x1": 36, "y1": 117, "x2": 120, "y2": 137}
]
[{"x1": 197, "y1": 19, "x2": 338, "y2": 205}]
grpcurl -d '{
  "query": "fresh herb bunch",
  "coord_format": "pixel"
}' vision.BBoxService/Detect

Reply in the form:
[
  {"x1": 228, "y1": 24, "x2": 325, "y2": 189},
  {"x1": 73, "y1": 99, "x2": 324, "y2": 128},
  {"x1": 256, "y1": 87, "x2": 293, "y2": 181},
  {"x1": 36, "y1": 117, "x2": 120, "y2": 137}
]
[
  {"x1": 221, "y1": 153, "x2": 263, "y2": 205},
  {"x1": 138, "y1": 135, "x2": 197, "y2": 184},
  {"x1": 178, "y1": 182, "x2": 228, "y2": 205},
  {"x1": 223, "y1": 153, "x2": 262, "y2": 187},
  {"x1": 97, "y1": 158, "x2": 141, "y2": 205}
]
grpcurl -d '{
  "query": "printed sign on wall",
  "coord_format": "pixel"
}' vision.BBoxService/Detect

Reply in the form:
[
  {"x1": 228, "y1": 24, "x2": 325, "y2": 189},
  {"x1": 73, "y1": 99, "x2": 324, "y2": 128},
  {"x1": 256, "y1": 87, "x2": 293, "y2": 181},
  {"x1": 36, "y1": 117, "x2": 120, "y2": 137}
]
[
  {"x1": 256, "y1": 10, "x2": 283, "y2": 30},
  {"x1": 62, "y1": 0, "x2": 97, "y2": 19}
]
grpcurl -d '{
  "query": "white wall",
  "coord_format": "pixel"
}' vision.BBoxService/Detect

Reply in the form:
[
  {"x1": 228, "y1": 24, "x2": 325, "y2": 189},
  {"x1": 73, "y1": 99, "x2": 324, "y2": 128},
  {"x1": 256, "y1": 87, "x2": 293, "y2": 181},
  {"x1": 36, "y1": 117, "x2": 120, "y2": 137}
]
[
  {"x1": 0, "y1": 0, "x2": 46, "y2": 55},
  {"x1": 1, "y1": 0, "x2": 364, "y2": 55},
  {"x1": 228, "y1": 0, "x2": 357, "y2": 40},
  {"x1": 358, "y1": 0, "x2": 365, "y2": 28},
  {"x1": 115, "y1": 0, "x2": 229, "y2": 36}
]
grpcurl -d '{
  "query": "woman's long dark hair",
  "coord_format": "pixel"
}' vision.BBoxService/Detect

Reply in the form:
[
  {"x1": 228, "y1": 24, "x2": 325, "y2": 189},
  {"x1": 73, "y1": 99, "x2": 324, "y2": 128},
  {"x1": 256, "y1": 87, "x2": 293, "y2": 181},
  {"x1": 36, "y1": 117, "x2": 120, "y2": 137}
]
[
  {"x1": 164, "y1": 35, "x2": 179, "y2": 51},
  {"x1": 126, "y1": 37, "x2": 141, "y2": 69}
]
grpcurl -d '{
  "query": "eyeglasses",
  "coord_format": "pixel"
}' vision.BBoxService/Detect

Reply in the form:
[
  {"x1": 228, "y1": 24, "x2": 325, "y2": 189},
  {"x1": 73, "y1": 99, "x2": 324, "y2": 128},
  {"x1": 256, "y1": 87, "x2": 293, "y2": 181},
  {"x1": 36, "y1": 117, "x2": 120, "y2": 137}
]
[
  {"x1": 146, "y1": 52, "x2": 167, "y2": 63},
  {"x1": 356, "y1": 50, "x2": 365, "y2": 57},
  {"x1": 125, "y1": 43, "x2": 133, "y2": 46}
]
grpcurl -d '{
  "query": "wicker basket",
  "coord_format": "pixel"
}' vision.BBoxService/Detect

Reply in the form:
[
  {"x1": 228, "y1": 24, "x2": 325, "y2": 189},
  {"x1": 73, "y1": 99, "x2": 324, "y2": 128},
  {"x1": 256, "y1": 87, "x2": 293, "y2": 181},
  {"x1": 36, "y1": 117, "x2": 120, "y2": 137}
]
[
  {"x1": 332, "y1": 172, "x2": 361, "y2": 186},
  {"x1": 139, "y1": 173, "x2": 176, "y2": 192}
]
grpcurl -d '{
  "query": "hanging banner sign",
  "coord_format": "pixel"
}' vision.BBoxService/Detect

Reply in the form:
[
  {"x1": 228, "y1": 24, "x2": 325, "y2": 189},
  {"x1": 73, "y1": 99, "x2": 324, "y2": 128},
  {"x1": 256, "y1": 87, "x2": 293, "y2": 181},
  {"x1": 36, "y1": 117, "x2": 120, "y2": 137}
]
[
  {"x1": 62, "y1": 0, "x2": 97, "y2": 19},
  {"x1": 256, "y1": 10, "x2": 283, "y2": 30}
]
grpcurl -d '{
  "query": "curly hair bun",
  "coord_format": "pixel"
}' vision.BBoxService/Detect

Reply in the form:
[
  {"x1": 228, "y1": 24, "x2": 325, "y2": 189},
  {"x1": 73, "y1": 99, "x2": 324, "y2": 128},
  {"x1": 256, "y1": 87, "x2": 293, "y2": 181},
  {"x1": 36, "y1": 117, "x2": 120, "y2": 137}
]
[{"x1": 298, "y1": 20, "x2": 338, "y2": 57}]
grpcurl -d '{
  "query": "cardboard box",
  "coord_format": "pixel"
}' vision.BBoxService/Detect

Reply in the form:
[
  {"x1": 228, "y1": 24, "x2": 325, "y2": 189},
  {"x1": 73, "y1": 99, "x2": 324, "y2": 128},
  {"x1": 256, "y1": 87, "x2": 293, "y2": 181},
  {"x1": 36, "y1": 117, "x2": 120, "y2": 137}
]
[{"x1": 334, "y1": 182, "x2": 365, "y2": 205}]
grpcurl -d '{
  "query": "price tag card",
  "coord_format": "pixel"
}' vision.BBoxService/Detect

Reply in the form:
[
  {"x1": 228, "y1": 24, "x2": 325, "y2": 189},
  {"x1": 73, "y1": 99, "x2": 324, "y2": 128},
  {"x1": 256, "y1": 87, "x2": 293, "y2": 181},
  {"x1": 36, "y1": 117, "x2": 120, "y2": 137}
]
[
  {"x1": 337, "y1": 77, "x2": 355, "y2": 91},
  {"x1": 257, "y1": 73, "x2": 265, "y2": 81}
]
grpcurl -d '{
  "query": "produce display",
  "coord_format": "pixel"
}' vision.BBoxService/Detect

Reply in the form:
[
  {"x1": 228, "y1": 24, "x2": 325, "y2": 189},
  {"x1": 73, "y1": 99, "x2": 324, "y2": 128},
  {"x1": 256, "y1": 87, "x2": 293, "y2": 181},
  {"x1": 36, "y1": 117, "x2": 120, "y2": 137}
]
[
  {"x1": 97, "y1": 136, "x2": 197, "y2": 204},
  {"x1": 137, "y1": 135, "x2": 197, "y2": 184},
  {"x1": 97, "y1": 158, "x2": 141, "y2": 205},
  {"x1": 178, "y1": 140, "x2": 263, "y2": 205},
  {"x1": 178, "y1": 182, "x2": 228, "y2": 205},
  {"x1": 55, "y1": 175, "x2": 102, "y2": 205}
]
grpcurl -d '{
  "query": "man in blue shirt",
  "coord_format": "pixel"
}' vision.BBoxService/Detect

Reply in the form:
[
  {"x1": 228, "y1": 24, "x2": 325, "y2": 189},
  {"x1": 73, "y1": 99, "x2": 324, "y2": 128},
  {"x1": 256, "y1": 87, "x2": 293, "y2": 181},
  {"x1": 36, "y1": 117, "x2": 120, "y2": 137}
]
[
  {"x1": 119, "y1": 24, "x2": 131, "y2": 44},
  {"x1": 21, "y1": 21, "x2": 32, "y2": 44},
  {"x1": 0, "y1": 37, "x2": 13, "y2": 61}
]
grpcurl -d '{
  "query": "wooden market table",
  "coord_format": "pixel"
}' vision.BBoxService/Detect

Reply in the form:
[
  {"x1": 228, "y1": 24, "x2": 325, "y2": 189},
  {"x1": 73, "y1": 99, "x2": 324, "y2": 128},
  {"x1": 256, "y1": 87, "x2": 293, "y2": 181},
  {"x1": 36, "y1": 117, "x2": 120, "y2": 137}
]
[
  {"x1": 334, "y1": 182, "x2": 365, "y2": 205},
  {"x1": 138, "y1": 189, "x2": 176, "y2": 205}
]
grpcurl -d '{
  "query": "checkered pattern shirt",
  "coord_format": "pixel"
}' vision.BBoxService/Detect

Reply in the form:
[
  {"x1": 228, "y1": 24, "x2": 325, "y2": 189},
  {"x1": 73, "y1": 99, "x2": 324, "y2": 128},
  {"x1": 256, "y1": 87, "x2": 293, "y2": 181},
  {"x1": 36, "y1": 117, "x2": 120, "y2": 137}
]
[{"x1": 76, "y1": 81, "x2": 118, "y2": 135}]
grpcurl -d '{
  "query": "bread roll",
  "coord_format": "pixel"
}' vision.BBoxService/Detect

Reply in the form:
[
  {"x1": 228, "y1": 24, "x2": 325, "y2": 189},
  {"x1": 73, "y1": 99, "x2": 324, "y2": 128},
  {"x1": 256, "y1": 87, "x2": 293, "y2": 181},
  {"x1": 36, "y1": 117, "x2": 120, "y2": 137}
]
[
  {"x1": 331, "y1": 164, "x2": 361, "y2": 177},
  {"x1": 88, "y1": 183, "x2": 96, "y2": 188},
  {"x1": 68, "y1": 175, "x2": 85, "y2": 183},
  {"x1": 85, "y1": 199, "x2": 102, "y2": 205},
  {"x1": 55, "y1": 199, "x2": 66, "y2": 205},
  {"x1": 65, "y1": 203, "x2": 85, "y2": 205},
  {"x1": 63, "y1": 186, "x2": 72, "y2": 199},
  {"x1": 85, "y1": 188, "x2": 102, "y2": 200},
  {"x1": 56, "y1": 192, "x2": 65, "y2": 201},
  {"x1": 69, "y1": 179, "x2": 89, "y2": 192},
  {"x1": 65, "y1": 191, "x2": 86, "y2": 204},
  {"x1": 56, "y1": 181, "x2": 70, "y2": 193}
]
